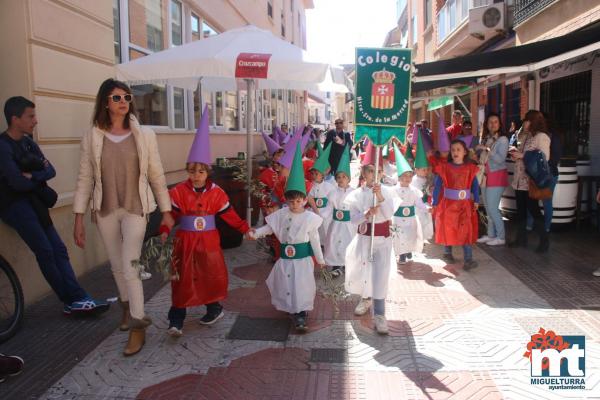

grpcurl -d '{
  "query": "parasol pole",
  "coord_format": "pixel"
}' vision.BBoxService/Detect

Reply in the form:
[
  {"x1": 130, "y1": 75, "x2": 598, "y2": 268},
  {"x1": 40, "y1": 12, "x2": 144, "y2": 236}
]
[{"x1": 245, "y1": 78, "x2": 254, "y2": 225}]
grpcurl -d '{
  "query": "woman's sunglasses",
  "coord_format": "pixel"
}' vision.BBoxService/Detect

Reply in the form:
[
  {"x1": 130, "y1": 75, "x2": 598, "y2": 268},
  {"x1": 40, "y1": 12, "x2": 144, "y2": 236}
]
[{"x1": 108, "y1": 94, "x2": 133, "y2": 103}]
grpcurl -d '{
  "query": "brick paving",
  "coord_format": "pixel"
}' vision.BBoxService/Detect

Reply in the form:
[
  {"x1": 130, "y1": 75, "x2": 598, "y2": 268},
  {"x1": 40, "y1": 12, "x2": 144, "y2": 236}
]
[
  {"x1": 30, "y1": 231, "x2": 600, "y2": 400},
  {"x1": 0, "y1": 260, "x2": 167, "y2": 400},
  {"x1": 4, "y1": 159, "x2": 600, "y2": 400}
]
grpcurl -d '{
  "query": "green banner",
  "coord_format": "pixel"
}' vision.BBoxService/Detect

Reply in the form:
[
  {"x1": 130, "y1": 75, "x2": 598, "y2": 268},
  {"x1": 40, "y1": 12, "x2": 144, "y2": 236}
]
[{"x1": 354, "y1": 47, "x2": 412, "y2": 145}]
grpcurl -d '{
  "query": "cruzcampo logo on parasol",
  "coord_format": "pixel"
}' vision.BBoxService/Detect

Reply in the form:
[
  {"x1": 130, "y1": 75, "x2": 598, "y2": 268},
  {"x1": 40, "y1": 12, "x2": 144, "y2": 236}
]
[{"x1": 354, "y1": 48, "x2": 412, "y2": 146}]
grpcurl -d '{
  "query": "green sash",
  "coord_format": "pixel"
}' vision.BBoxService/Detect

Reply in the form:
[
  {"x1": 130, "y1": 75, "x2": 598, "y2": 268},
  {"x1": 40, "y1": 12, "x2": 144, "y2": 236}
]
[
  {"x1": 332, "y1": 208, "x2": 350, "y2": 222},
  {"x1": 280, "y1": 242, "x2": 314, "y2": 259},
  {"x1": 314, "y1": 197, "x2": 329, "y2": 208},
  {"x1": 394, "y1": 205, "x2": 415, "y2": 217}
]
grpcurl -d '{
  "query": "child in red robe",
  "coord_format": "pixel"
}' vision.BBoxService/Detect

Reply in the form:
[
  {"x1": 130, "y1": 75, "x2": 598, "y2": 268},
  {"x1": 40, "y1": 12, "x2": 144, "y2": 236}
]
[
  {"x1": 159, "y1": 105, "x2": 249, "y2": 336},
  {"x1": 258, "y1": 149, "x2": 284, "y2": 260},
  {"x1": 432, "y1": 139, "x2": 480, "y2": 271},
  {"x1": 160, "y1": 162, "x2": 249, "y2": 336}
]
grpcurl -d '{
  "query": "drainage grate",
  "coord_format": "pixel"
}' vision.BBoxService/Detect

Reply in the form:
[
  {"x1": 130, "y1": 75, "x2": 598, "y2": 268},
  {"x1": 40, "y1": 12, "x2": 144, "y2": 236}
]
[
  {"x1": 227, "y1": 316, "x2": 290, "y2": 342},
  {"x1": 309, "y1": 348, "x2": 348, "y2": 363}
]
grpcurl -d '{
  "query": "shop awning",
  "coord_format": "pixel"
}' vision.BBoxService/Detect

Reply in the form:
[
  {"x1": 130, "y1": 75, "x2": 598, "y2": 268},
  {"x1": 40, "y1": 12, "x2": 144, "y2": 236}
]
[
  {"x1": 426, "y1": 96, "x2": 453, "y2": 111},
  {"x1": 412, "y1": 77, "x2": 481, "y2": 92},
  {"x1": 426, "y1": 86, "x2": 471, "y2": 111},
  {"x1": 413, "y1": 22, "x2": 600, "y2": 84}
]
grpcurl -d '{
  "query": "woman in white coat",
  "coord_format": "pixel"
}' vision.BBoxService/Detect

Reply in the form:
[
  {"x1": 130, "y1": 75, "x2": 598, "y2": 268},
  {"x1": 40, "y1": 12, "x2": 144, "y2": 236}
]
[{"x1": 73, "y1": 79, "x2": 174, "y2": 356}]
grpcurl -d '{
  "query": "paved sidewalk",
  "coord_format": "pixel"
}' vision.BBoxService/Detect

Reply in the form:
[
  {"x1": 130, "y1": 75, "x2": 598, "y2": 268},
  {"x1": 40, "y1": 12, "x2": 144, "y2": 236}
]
[
  {"x1": 0, "y1": 261, "x2": 166, "y2": 400},
  {"x1": 37, "y1": 236, "x2": 600, "y2": 400}
]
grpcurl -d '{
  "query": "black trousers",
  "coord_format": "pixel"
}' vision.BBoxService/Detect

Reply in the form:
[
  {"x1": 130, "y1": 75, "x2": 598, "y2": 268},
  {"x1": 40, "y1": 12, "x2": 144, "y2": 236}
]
[
  {"x1": 515, "y1": 190, "x2": 542, "y2": 228},
  {"x1": 168, "y1": 302, "x2": 221, "y2": 328}
]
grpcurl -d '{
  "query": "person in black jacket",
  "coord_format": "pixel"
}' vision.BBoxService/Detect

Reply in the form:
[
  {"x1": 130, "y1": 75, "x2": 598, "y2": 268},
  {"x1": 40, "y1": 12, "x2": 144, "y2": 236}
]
[
  {"x1": 323, "y1": 118, "x2": 353, "y2": 176},
  {"x1": 0, "y1": 97, "x2": 108, "y2": 315}
]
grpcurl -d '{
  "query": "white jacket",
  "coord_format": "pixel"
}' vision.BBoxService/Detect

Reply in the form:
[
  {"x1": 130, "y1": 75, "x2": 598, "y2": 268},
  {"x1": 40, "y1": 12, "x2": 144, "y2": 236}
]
[{"x1": 73, "y1": 115, "x2": 171, "y2": 215}]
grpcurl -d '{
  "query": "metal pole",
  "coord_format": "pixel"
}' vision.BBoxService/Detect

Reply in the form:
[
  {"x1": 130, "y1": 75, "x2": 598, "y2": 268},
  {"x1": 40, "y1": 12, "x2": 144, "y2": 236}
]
[
  {"x1": 369, "y1": 144, "x2": 380, "y2": 262},
  {"x1": 246, "y1": 79, "x2": 254, "y2": 225},
  {"x1": 454, "y1": 94, "x2": 472, "y2": 118}
]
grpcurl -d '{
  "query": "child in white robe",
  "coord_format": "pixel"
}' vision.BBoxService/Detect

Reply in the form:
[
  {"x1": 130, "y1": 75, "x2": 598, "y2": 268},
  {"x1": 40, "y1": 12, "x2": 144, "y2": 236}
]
[
  {"x1": 344, "y1": 163, "x2": 395, "y2": 335},
  {"x1": 248, "y1": 143, "x2": 325, "y2": 331},
  {"x1": 410, "y1": 169, "x2": 434, "y2": 241},
  {"x1": 307, "y1": 144, "x2": 336, "y2": 244},
  {"x1": 323, "y1": 146, "x2": 355, "y2": 277},
  {"x1": 391, "y1": 144, "x2": 429, "y2": 263}
]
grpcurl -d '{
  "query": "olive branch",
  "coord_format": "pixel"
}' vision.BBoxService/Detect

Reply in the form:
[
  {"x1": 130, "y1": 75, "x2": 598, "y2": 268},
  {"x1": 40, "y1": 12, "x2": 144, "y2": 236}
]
[
  {"x1": 318, "y1": 268, "x2": 350, "y2": 317},
  {"x1": 131, "y1": 235, "x2": 180, "y2": 282}
]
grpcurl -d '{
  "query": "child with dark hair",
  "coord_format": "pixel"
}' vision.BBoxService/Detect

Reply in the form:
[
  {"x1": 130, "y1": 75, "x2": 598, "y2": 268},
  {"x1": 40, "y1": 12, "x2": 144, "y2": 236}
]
[
  {"x1": 160, "y1": 107, "x2": 249, "y2": 337},
  {"x1": 307, "y1": 143, "x2": 335, "y2": 243},
  {"x1": 433, "y1": 139, "x2": 480, "y2": 270},
  {"x1": 391, "y1": 144, "x2": 429, "y2": 264},
  {"x1": 344, "y1": 157, "x2": 396, "y2": 335},
  {"x1": 324, "y1": 145, "x2": 355, "y2": 277},
  {"x1": 248, "y1": 144, "x2": 325, "y2": 331}
]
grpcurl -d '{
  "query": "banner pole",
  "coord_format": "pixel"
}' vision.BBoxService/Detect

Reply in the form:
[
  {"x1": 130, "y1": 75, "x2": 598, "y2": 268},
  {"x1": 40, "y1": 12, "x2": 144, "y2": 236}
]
[{"x1": 369, "y1": 142, "x2": 381, "y2": 263}]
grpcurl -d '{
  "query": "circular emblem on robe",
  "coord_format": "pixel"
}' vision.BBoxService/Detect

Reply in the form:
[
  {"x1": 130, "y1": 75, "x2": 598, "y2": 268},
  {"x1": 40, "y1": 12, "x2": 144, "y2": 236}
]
[
  {"x1": 285, "y1": 245, "x2": 296, "y2": 258},
  {"x1": 458, "y1": 190, "x2": 467, "y2": 200},
  {"x1": 194, "y1": 217, "x2": 206, "y2": 231},
  {"x1": 358, "y1": 222, "x2": 368, "y2": 235},
  {"x1": 316, "y1": 198, "x2": 324, "y2": 208},
  {"x1": 402, "y1": 207, "x2": 411, "y2": 217},
  {"x1": 335, "y1": 210, "x2": 344, "y2": 220}
]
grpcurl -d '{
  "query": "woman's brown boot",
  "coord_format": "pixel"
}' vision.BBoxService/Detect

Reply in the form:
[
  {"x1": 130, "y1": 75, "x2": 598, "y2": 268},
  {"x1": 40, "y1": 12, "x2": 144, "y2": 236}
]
[
  {"x1": 123, "y1": 316, "x2": 152, "y2": 357},
  {"x1": 118, "y1": 300, "x2": 130, "y2": 331}
]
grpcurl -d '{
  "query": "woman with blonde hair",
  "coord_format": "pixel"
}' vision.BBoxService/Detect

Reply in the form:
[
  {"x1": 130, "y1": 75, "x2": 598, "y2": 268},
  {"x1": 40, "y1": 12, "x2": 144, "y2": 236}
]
[{"x1": 73, "y1": 79, "x2": 174, "y2": 356}]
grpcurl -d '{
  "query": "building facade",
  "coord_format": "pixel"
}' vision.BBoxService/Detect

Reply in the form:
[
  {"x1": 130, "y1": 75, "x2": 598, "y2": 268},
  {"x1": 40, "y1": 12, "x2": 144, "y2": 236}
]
[
  {"x1": 386, "y1": 0, "x2": 519, "y2": 133},
  {"x1": 0, "y1": 0, "x2": 313, "y2": 304},
  {"x1": 387, "y1": 0, "x2": 599, "y2": 170},
  {"x1": 513, "y1": 0, "x2": 600, "y2": 168}
]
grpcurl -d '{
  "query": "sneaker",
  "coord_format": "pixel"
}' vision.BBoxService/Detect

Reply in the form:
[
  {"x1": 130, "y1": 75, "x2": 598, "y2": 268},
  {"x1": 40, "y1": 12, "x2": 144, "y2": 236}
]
[
  {"x1": 354, "y1": 298, "x2": 371, "y2": 316},
  {"x1": 374, "y1": 315, "x2": 389, "y2": 335},
  {"x1": 294, "y1": 312, "x2": 308, "y2": 332},
  {"x1": 463, "y1": 260, "x2": 479, "y2": 271},
  {"x1": 70, "y1": 298, "x2": 110, "y2": 315},
  {"x1": 477, "y1": 235, "x2": 493, "y2": 243},
  {"x1": 63, "y1": 304, "x2": 72, "y2": 315},
  {"x1": 442, "y1": 253, "x2": 455, "y2": 263},
  {"x1": 199, "y1": 308, "x2": 224, "y2": 325},
  {"x1": 0, "y1": 354, "x2": 24, "y2": 381},
  {"x1": 593, "y1": 268, "x2": 600, "y2": 277},
  {"x1": 167, "y1": 326, "x2": 183, "y2": 337},
  {"x1": 486, "y1": 238, "x2": 505, "y2": 246}
]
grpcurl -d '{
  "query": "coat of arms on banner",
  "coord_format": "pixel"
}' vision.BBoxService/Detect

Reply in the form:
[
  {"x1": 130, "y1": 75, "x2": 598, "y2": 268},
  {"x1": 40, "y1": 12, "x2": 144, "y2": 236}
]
[{"x1": 371, "y1": 70, "x2": 395, "y2": 110}]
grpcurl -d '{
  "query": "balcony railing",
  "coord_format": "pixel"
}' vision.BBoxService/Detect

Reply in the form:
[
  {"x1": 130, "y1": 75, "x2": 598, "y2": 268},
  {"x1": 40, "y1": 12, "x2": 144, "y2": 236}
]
[{"x1": 514, "y1": 0, "x2": 558, "y2": 26}]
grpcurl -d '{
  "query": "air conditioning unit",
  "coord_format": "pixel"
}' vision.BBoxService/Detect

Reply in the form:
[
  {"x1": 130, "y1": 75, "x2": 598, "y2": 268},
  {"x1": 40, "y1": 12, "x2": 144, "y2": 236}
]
[{"x1": 469, "y1": 2, "x2": 506, "y2": 39}]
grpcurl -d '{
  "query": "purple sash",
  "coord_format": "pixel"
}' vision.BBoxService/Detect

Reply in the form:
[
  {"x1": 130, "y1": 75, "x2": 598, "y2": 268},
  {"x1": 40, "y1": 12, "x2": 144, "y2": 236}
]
[
  {"x1": 444, "y1": 188, "x2": 471, "y2": 200},
  {"x1": 179, "y1": 215, "x2": 216, "y2": 232}
]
